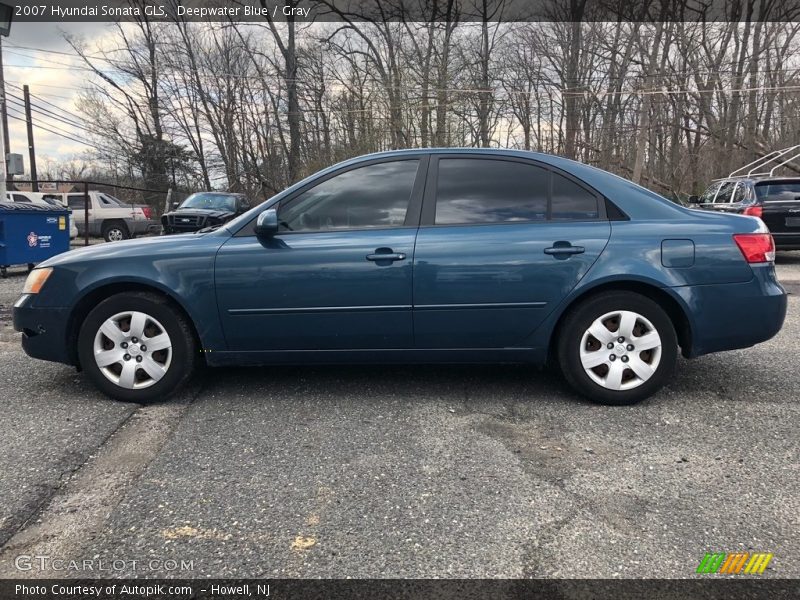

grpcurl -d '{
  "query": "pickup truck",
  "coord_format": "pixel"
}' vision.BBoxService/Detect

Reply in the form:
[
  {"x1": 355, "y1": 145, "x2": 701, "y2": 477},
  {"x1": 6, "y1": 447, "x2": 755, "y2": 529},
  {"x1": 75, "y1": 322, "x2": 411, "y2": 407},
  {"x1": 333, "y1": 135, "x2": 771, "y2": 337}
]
[{"x1": 42, "y1": 191, "x2": 159, "y2": 242}]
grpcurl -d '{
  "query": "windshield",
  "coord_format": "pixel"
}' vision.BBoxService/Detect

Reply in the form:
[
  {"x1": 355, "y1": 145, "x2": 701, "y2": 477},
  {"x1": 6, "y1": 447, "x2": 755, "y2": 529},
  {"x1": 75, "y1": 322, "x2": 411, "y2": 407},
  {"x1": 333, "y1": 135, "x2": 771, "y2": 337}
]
[{"x1": 180, "y1": 192, "x2": 237, "y2": 212}]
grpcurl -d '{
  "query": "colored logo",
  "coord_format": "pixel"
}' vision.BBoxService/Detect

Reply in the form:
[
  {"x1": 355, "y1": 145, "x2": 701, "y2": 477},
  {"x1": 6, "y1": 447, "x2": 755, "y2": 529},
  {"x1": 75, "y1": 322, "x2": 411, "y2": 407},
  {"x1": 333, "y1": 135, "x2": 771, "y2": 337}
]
[
  {"x1": 27, "y1": 232, "x2": 38, "y2": 247},
  {"x1": 697, "y1": 552, "x2": 773, "y2": 575}
]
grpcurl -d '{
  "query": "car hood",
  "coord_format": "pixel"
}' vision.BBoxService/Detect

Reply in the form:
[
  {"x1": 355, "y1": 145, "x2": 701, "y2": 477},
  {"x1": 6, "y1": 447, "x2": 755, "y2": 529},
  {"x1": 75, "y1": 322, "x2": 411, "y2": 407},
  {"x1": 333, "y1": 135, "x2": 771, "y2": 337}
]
[
  {"x1": 39, "y1": 229, "x2": 231, "y2": 268},
  {"x1": 166, "y1": 208, "x2": 235, "y2": 219}
]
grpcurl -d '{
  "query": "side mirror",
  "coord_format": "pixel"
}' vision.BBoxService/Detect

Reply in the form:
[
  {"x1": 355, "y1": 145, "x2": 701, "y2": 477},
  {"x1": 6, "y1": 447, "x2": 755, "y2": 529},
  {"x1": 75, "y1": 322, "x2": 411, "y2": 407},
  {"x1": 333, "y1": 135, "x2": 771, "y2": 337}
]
[
  {"x1": 688, "y1": 195, "x2": 700, "y2": 204},
  {"x1": 171, "y1": 201, "x2": 180, "y2": 210},
  {"x1": 255, "y1": 209, "x2": 279, "y2": 237}
]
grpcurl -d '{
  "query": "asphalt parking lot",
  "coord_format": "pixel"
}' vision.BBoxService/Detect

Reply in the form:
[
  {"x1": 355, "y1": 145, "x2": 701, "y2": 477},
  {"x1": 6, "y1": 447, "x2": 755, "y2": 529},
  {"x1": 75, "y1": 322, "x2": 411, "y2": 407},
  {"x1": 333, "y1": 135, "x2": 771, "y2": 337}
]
[{"x1": 0, "y1": 253, "x2": 798, "y2": 579}]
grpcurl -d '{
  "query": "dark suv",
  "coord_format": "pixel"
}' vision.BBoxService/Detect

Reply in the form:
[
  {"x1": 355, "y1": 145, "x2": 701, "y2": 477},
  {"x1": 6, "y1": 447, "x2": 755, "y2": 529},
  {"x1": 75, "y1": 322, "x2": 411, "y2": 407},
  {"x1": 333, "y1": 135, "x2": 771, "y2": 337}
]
[
  {"x1": 690, "y1": 148, "x2": 800, "y2": 250},
  {"x1": 690, "y1": 177, "x2": 800, "y2": 250},
  {"x1": 161, "y1": 192, "x2": 251, "y2": 234}
]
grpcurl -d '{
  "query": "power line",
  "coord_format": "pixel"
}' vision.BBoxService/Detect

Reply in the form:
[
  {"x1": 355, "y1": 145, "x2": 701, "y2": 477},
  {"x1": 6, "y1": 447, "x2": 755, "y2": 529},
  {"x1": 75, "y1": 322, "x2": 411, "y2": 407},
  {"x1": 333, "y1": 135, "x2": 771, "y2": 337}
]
[
  {"x1": 6, "y1": 106, "x2": 94, "y2": 146},
  {"x1": 6, "y1": 83, "x2": 82, "y2": 119},
  {"x1": 6, "y1": 109, "x2": 100, "y2": 150},
  {"x1": 6, "y1": 94, "x2": 86, "y2": 130}
]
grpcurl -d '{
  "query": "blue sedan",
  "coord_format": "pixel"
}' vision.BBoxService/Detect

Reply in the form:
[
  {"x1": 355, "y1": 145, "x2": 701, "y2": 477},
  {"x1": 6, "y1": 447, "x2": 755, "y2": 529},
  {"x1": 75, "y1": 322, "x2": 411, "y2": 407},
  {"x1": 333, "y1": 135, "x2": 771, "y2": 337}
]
[{"x1": 13, "y1": 149, "x2": 787, "y2": 405}]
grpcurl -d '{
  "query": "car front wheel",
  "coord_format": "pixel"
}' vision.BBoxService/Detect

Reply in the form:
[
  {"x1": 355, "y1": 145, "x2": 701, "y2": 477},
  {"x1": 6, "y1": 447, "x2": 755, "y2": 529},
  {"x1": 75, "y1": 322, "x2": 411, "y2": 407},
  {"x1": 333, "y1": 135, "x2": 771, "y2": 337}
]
[
  {"x1": 77, "y1": 292, "x2": 197, "y2": 402},
  {"x1": 557, "y1": 291, "x2": 678, "y2": 405}
]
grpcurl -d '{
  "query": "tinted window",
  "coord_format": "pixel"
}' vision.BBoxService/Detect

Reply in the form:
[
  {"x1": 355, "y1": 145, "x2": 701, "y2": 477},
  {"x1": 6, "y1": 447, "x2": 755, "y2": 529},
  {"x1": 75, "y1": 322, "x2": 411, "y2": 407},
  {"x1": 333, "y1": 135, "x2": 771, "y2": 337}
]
[
  {"x1": 698, "y1": 181, "x2": 721, "y2": 203},
  {"x1": 100, "y1": 194, "x2": 124, "y2": 206},
  {"x1": 755, "y1": 182, "x2": 800, "y2": 202},
  {"x1": 713, "y1": 181, "x2": 735, "y2": 203},
  {"x1": 12, "y1": 194, "x2": 31, "y2": 203},
  {"x1": 278, "y1": 160, "x2": 418, "y2": 232},
  {"x1": 551, "y1": 172, "x2": 599, "y2": 219},
  {"x1": 435, "y1": 159, "x2": 548, "y2": 224}
]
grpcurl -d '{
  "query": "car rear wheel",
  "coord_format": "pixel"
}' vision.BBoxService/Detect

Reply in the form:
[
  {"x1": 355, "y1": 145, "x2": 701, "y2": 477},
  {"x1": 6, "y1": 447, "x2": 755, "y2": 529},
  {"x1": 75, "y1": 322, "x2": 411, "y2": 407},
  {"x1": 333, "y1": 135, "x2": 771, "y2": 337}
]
[
  {"x1": 102, "y1": 221, "x2": 129, "y2": 242},
  {"x1": 77, "y1": 292, "x2": 197, "y2": 402},
  {"x1": 557, "y1": 291, "x2": 678, "y2": 405}
]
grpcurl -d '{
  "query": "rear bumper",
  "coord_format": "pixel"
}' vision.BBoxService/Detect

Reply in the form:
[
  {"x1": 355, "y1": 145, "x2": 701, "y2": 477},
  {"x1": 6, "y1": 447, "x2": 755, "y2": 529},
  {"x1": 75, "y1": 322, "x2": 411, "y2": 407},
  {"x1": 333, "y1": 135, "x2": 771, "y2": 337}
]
[
  {"x1": 12, "y1": 295, "x2": 73, "y2": 365},
  {"x1": 673, "y1": 265, "x2": 787, "y2": 357},
  {"x1": 773, "y1": 233, "x2": 800, "y2": 251},
  {"x1": 128, "y1": 219, "x2": 159, "y2": 235}
]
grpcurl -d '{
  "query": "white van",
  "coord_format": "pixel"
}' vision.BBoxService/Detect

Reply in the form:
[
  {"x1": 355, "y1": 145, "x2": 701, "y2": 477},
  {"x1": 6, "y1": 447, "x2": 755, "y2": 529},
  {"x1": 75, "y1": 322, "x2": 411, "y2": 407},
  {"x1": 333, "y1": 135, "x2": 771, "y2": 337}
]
[{"x1": 5, "y1": 191, "x2": 79, "y2": 239}]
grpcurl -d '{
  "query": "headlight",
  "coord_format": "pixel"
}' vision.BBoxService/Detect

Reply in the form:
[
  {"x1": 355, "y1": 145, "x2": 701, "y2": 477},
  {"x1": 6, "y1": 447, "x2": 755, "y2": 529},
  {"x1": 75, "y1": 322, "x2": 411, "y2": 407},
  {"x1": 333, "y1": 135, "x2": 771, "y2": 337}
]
[{"x1": 22, "y1": 268, "x2": 53, "y2": 294}]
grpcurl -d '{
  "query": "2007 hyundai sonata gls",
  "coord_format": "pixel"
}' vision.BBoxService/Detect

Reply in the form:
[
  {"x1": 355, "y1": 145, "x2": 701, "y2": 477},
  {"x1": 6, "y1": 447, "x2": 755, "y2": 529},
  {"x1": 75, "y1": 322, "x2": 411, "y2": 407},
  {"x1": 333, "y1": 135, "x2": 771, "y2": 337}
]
[{"x1": 13, "y1": 149, "x2": 787, "y2": 405}]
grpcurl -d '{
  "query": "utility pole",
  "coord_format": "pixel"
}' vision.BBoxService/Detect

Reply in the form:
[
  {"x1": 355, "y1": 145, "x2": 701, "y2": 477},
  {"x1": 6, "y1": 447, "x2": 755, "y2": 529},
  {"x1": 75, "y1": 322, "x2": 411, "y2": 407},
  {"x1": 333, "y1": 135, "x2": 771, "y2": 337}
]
[
  {"x1": 23, "y1": 85, "x2": 37, "y2": 191},
  {"x1": 0, "y1": 1, "x2": 13, "y2": 200},
  {"x1": 0, "y1": 37, "x2": 8, "y2": 198}
]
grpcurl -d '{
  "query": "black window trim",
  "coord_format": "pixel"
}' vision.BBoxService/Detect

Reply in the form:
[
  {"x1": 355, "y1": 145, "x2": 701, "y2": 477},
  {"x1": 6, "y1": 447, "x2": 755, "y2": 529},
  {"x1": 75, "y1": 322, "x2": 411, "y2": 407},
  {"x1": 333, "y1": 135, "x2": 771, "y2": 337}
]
[
  {"x1": 234, "y1": 155, "x2": 430, "y2": 237},
  {"x1": 419, "y1": 154, "x2": 608, "y2": 228}
]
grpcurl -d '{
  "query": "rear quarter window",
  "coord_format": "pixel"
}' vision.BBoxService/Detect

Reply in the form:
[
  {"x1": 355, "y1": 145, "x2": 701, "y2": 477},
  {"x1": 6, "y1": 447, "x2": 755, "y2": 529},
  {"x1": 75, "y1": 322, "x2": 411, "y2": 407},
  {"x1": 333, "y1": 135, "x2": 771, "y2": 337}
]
[
  {"x1": 551, "y1": 172, "x2": 599, "y2": 219},
  {"x1": 67, "y1": 195, "x2": 86, "y2": 209}
]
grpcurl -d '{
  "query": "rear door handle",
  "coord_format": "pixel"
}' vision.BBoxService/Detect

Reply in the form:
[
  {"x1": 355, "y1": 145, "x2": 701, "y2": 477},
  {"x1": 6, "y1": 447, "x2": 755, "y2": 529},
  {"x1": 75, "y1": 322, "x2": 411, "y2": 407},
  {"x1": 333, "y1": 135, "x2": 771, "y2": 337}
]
[{"x1": 544, "y1": 244, "x2": 585, "y2": 256}]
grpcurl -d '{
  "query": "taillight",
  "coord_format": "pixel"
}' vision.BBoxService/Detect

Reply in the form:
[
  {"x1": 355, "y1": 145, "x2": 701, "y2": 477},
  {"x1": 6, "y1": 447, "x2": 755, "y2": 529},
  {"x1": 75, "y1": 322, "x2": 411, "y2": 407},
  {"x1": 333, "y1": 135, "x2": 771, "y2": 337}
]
[
  {"x1": 742, "y1": 205, "x2": 763, "y2": 218},
  {"x1": 733, "y1": 233, "x2": 775, "y2": 263},
  {"x1": 142, "y1": 206, "x2": 153, "y2": 219}
]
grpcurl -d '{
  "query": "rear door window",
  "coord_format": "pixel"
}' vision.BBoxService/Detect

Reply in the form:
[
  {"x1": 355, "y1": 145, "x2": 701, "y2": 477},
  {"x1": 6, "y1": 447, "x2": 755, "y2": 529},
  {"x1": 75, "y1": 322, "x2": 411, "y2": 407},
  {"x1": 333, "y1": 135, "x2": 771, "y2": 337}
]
[
  {"x1": 698, "y1": 181, "x2": 722, "y2": 203},
  {"x1": 434, "y1": 159, "x2": 549, "y2": 224},
  {"x1": 433, "y1": 158, "x2": 599, "y2": 225}
]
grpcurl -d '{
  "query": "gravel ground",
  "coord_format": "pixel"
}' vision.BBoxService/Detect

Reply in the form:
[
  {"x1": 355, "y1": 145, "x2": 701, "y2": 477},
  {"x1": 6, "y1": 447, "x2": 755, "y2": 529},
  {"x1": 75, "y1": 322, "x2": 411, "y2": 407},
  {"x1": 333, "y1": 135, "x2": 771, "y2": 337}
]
[{"x1": 0, "y1": 251, "x2": 798, "y2": 579}]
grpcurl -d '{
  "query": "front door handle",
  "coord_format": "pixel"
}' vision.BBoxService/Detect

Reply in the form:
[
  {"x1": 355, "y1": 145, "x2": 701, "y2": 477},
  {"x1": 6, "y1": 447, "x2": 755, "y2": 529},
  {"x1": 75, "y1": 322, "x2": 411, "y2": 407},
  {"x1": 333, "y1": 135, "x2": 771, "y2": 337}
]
[
  {"x1": 366, "y1": 248, "x2": 406, "y2": 262},
  {"x1": 544, "y1": 243, "x2": 585, "y2": 256}
]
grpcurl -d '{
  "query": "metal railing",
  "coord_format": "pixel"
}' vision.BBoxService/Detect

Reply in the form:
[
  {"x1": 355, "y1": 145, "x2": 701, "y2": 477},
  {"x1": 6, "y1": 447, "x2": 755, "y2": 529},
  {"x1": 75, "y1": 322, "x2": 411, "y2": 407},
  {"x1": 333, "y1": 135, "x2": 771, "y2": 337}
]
[{"x1": 727, "y1": 145, "x2": 800, "y2": 178}]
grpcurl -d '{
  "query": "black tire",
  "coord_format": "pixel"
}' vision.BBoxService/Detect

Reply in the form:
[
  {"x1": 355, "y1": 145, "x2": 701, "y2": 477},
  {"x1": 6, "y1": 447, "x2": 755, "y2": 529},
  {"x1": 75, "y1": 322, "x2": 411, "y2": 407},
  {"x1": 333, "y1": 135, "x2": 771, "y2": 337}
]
[
  {"x1": 77, "y1": 292, "x2": 198, "y2": 403},
  {"x1": 556, "y1": 291, "x2": 678, "y2": 406},
  {"x1": 102, "y1": 220, "x2": 130, "y2": 242}
]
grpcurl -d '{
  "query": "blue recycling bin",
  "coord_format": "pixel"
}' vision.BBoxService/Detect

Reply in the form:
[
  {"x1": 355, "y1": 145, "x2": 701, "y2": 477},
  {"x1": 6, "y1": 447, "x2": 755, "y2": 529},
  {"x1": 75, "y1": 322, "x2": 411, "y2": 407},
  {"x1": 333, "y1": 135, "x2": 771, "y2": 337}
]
[{"x1": 0, "y1": 201, "x2": 71, "y2": 277}]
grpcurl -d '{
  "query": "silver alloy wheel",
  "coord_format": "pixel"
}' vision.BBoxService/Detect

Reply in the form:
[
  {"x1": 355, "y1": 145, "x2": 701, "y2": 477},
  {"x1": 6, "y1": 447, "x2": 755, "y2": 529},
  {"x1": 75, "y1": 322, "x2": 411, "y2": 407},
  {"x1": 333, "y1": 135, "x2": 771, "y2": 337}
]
[
  {"x1": 579, "y1": 310, "x2": 662, "y2": 391},
  {"x1": 93, "y1": 311, "x2": 172, "y2": 389},
  {"x1": 107, "y1": 228, "x2": 125, "y2": 242}
]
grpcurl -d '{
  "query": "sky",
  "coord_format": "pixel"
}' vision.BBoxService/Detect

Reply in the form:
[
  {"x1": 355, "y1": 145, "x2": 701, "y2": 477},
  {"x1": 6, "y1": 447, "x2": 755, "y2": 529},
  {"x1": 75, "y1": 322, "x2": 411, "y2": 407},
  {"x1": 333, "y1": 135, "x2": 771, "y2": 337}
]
[{"x1": 2, "y1": 22, "x2": 107, "y2": 169}]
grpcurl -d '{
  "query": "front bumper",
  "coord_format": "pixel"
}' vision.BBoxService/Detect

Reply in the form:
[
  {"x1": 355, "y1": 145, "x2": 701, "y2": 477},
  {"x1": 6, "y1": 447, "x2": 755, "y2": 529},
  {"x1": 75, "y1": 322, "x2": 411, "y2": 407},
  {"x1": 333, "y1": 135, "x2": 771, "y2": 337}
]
[
  {"x1": 13, "y1": 294, "x2": 73, "y2": 365},
  {"x1": 674, "y1": 265, "x2": 787, "y2": 357}
]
